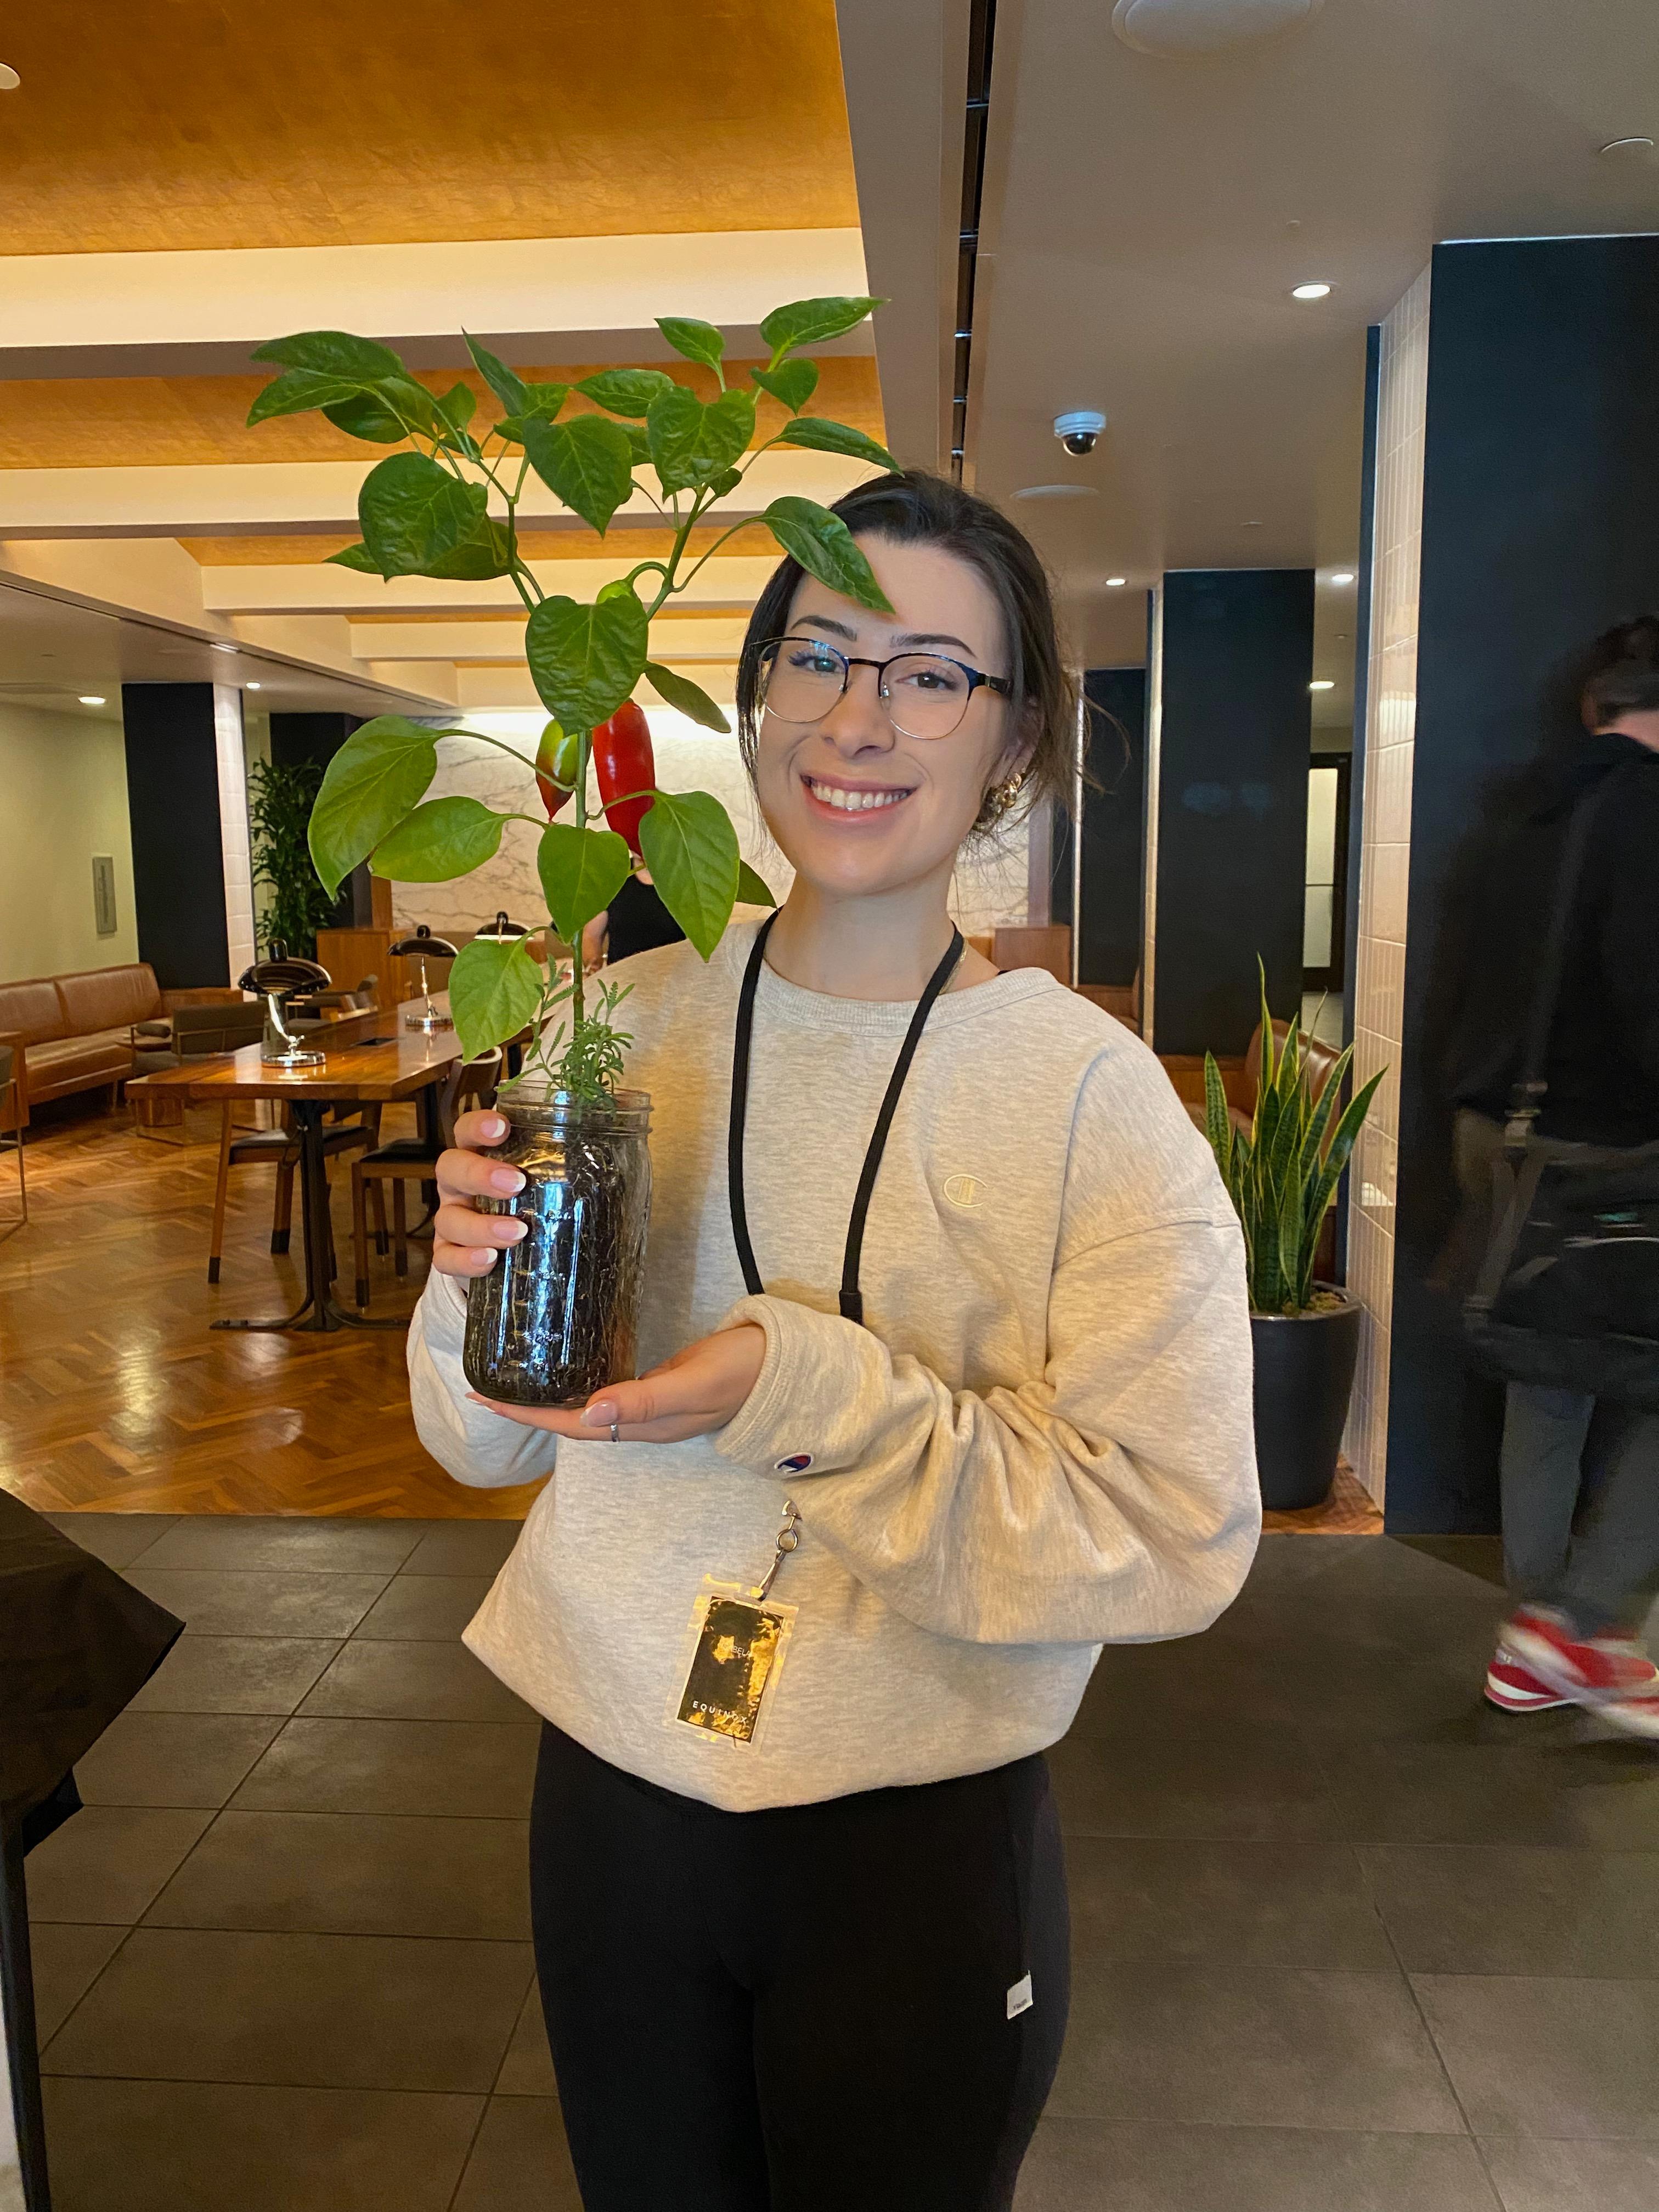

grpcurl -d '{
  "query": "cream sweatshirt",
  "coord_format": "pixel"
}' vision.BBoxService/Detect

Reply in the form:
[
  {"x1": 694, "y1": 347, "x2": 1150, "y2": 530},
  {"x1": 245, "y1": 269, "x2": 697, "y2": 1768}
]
[{"x1": 407, "y1": 918, "x2": 1260, "y2": 1811}]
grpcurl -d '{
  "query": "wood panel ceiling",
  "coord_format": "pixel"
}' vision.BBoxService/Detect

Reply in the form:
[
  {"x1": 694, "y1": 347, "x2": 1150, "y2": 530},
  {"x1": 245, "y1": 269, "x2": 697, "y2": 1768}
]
[
  {"x1": 0, "y1": 1, "x2": 860, "y2": 254},
  {"x1": 0, "y1": 358, "x2": 884, "y2": 470}
]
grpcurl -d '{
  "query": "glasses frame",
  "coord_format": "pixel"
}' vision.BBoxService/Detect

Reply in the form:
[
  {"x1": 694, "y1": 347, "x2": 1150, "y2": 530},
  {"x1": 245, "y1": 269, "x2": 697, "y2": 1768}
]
[{"x1": 754, "y1": 635, "x2": 1012, "y2": 739}]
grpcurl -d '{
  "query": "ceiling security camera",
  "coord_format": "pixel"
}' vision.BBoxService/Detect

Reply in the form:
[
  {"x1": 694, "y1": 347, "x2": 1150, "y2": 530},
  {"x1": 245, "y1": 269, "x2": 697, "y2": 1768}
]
[{"x1": 1054, "y1": 409, "x2": 1106, "y2": 457}]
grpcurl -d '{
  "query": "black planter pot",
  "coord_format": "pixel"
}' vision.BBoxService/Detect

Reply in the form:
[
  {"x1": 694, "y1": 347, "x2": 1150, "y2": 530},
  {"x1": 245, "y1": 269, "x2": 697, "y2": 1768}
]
[{"x1": 1250, "y1": 1290, "x2": 1362, "y2": 1511}]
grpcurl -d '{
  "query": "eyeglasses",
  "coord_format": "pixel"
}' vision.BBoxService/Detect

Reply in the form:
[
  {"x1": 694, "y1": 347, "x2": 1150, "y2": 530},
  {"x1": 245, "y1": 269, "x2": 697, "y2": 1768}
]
[{"x1": 754, "y1": 635, "x2": 1012, "y2": 741}]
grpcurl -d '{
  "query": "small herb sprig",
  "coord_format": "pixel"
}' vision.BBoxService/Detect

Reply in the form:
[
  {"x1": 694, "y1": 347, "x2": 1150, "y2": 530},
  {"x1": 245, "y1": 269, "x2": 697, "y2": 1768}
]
[{"x1": 520, "y1": 969, "x2": 635, "y2": 1104}]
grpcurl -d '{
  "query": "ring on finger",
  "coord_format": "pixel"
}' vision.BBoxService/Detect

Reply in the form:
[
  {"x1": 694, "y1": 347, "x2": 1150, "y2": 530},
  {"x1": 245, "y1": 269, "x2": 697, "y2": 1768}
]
[{"x1": 610, "y1": 1421, "x2": 621, "y2": 1444}]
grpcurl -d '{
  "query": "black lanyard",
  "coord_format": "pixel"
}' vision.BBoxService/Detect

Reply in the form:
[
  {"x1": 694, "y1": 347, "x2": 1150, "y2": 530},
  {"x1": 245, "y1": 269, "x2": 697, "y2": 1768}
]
[{"x1": 727, "y1": 911, "x2": 965, "y2": 1327}]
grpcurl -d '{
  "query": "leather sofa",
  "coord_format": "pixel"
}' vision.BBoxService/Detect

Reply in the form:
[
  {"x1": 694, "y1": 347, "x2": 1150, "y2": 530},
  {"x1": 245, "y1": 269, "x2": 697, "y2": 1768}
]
[{"x1": 0, "y1": 964, "x2": 242, "y2": 1128}]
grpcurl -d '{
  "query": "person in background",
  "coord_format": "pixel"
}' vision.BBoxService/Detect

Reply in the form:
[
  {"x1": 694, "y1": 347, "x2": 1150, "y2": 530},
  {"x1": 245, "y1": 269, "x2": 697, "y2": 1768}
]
[
  {"x1": 1430, "y1": 616, "x2": 1659, "y2": 1733},
  {"x1": 407, "y1": 470, "x2": 1260, "y2": 2210},
  {"x1": 580, "y1": 866, "x2": 687, "y2": 972}
]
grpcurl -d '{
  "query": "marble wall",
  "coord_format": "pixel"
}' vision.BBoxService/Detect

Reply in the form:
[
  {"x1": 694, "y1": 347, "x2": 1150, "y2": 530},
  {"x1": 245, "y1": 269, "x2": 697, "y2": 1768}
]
[
  {"x1": 1342, "y1": 266, "x2": 1430, "y2": 1506},
  {"x1": 390, "y1": 709, "x2": 1031, "y2": 945}
]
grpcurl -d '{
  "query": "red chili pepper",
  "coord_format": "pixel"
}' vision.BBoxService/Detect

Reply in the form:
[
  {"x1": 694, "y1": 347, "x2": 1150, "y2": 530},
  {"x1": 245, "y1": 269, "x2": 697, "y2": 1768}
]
[
  {"x1": 534, "y1": 721, "x2": 581, "y2": 818},
  {"x1": 591, "y1": 700, "x2": 656, "y2": 856}
]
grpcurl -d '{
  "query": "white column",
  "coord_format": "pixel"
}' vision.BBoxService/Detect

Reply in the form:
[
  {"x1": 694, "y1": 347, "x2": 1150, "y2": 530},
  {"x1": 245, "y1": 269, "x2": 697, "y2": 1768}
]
[
  {"x1": 213, "y1": 684, "x2": 257, "y2": 981},
  {"x1": 1343, "y1": 266, "x2": 1430, "y2": 1506}
]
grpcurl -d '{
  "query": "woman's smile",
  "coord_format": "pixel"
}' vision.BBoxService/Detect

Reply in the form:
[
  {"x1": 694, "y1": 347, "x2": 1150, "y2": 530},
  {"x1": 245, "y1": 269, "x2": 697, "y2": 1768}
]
[{"x1": 799, "y1": 770, "x2": 918, "y2": 819}]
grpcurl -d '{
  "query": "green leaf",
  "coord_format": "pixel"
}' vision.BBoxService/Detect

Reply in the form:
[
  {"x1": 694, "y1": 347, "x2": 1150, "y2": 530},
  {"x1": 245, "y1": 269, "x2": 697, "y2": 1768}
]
[
  {"x1": 357, "y1": 452, "x2": 488, "y2": 579},
  {"x1": 645, "y1": 385, "x2": 754, "y2": 494},
  {"x1": 736, "y1": 860, "x2": 777, "y2": 907},
  {"x1": 710, "y1": 466, "x2": 743, "y2": 496},
  {"x1": 758, "y1": 295, "x2": 884, "y2": 359},
  {"x1": 327, "y1": 540, "x2": 385, "y2": 573},
  {"x1": 574, "y1": 368, "x2": 678, "y2": 419},
  {"x1": 491, "y1": 383, "x2": 571, "y2": 445},
  {"x1": 623, "y1": 424, "x2": 653, "y2": 465},
  {"x1": 536, "y1": 822, "x2": 633, "y2": 941},
  {"x1": 247, "y1": 369, "x2": 364, "y2": 426},
  {"x1": 762, "y1": 496, "x2": 893, "y2": 611},
  {"x1": 448, "y1": 936, "x2": 545, "y2": 1062},
  {"x1": 421, "y1": 515, "x2": 517, "y2": 581},
  {"x1": 369, "y1": 796, "x2": 505, "y2": 882},
  {"x1": 321, "y1": 391, "x2": 410, "y2": 443},
  {"x1": 253, "y1": 330, "x2": 407, "y2": 380},
  {"x1": 637, "y1": 789, "x2": 740, "y2": 961},
  {"x1": 775, "y1": 416, "x2": 899, "y2": 472},
  {"x1": 645, "y1": 384, "x2": 705, "y2": 494},
  {"x1": 437, "y1": 382, "x2": 476, "y2": 433},
  {"x1": 378, "y1": 376, "x2": 446, "y2": 436},
  {"x1": 521, "y1": 414, "x2": 636, "y2": 535},
  {"x1": 751, "y1": 360, "x2": 819, "y2": 413},
  {"x1": 644, "y1": 661, "x2": 732, "y2": 732},
  {"x1": 524, "y1": 592, "x2": 650, "y2": 728},
  {"x1": 307, "y1": 716, "x2": 443, "y2": 896},
  {"x1": 1203, "y1": 1053, "x2": 1234, "y2": 1184},
  {"x1": 656, "y1": 316, "x2": 725, "y2": 371},
  {"x1": 464, "y1": 333, "x2": 528, "y2": 417}
]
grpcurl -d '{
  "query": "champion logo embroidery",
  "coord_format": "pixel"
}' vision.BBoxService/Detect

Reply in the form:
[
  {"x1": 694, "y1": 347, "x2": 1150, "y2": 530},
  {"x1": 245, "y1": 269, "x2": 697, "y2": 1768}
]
[
  {"x1": 775, "y1": 1453, "x2": 814, "y2": 1474},
  {"x1": 944, "y1": 1173, "x2": 984, "y2": 1209}
]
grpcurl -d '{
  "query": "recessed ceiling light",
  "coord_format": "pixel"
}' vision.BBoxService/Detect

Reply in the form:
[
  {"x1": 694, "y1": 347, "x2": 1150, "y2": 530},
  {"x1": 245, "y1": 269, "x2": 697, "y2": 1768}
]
[
  {"x1": 1330, "y1": 570, "x2": 1356, "y2": 584},
  {"x1": 246, "y1": 681, "x2": 262, "y2": 691},
  {"x1": 0, "y1": 64, "x2": 19, "y2": 91},
  {"x1": 211, "y1": 641, "x2": 238, "y2": 656},
  {"x1": 1013, "y1": 483, "x2": 1100, "y2": 501},
  {"x1": 1600, "y1": 136, "x2": 1656, "y2": 162},
  {"x1": 79, "y1": 695, "x2": 106, "y2": 706},
  {"x1": 1310, "y1": 679, "x2": 1335, "y2": 692},
  {"x1": 1291, "y1": 281, "x2": 1333, "y2": 301},
  {"x1": 1105, "y1": 576, "x2": 1128, "y2": 588}
]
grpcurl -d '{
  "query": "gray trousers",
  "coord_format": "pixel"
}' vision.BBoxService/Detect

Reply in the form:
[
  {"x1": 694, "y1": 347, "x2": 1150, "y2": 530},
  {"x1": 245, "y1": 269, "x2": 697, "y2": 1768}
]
[
  {"x1": 1502, "y1": 1385, "x2": 1659, "y2": 1635},
  {"x1": 1453, "y1": 1111, "x2": 1659, "y2": 1636}
]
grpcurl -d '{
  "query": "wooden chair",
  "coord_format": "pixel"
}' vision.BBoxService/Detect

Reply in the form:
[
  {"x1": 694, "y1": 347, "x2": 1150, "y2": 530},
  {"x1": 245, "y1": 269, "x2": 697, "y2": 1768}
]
[
  {"x1": 207, "y1": 1102, "x2": 382, "y2": 1286},
  {"x1": 351, "y1": 1053, "x2": 501, "y2": 1307},
  {"x1": 0, "y1": 1043, "x2": 25, "y2": 1227}
]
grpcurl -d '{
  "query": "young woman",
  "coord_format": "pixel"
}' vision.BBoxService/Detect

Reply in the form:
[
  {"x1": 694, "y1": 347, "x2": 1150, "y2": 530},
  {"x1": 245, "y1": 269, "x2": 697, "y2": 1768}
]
[{"x1": 408, "y1": 471, "x2": 1260, "y2": 2211}]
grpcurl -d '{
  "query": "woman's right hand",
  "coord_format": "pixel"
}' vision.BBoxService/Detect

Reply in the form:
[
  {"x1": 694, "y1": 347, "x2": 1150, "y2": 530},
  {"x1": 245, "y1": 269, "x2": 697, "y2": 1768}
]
[{"x1": 433, "y1": 1109, "x2": 529, "y2": 1280}]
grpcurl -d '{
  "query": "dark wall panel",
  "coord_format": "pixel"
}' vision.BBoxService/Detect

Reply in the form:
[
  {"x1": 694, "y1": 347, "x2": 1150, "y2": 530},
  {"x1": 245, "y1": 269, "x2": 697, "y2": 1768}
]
[
  {"x1": 268, "y1": 710, "x2": 370, "y2": 929},
  {"x1": 1154, "y1": 570, "x2": 1314, "y2": 1055},
  {"x1": 1079, "y1": 667, "x2": 1147, "y2": 986},
  {"x1": 121, "y1": 684, "x2": 229, "y2": 988},
  {"x1": 1385, "y1": 235, "x2": 1659, "y2": 1533}
]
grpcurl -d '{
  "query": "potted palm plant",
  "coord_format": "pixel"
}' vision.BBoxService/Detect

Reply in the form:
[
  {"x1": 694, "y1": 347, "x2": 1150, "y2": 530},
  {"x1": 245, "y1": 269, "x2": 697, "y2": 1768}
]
[
  {"x1": 246, "y1": 296, "x2": 896, "y2": 1403},
  {"x1": 1203, "y1": 974, "x2": 1384, "y2": 1510}
]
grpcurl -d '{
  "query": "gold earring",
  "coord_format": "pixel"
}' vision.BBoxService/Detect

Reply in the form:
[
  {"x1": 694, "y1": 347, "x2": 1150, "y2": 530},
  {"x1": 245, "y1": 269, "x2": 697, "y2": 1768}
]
[{"x1": 987, "y1": 771, "x2": 1026, "y2": 817}]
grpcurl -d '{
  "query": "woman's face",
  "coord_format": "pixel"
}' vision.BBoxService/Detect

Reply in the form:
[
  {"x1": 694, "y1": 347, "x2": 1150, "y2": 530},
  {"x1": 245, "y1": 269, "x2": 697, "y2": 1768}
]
[{"x1": 752, "y1": 535, "x2": 1024, "y2": 901}]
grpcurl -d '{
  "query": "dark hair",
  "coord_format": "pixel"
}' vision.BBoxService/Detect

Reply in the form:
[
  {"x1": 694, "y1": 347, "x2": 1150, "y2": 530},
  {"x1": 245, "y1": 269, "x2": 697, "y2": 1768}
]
[
  {"x1": 1581, "y1": 615, "x2": 1659, "y2": 726},
  {"x1": 736, "y1": 470, "x2": 1077, "y2": 838}
]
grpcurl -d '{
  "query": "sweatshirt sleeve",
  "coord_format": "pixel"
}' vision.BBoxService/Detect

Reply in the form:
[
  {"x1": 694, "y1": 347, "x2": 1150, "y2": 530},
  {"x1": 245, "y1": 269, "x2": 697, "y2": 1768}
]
[
  {"x1": 405, "y1": 1269, "x2": 560, "y2": 1491},
  {"x1": 713, "y1": 1047, "x2": 1261, "y2": 1647}
]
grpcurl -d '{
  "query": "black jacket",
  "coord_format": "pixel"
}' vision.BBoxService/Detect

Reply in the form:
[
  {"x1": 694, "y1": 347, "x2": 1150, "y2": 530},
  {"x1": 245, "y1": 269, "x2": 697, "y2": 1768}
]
[{"x1": 1425, "y1": 732, "x2": 1659, "y2": 1147}]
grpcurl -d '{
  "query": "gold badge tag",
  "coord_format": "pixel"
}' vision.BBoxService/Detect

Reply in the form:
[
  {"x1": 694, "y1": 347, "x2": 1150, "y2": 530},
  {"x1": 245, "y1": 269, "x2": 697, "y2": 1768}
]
[{"x1": 673, "y1": 1581, "x2": 797, "y2": 1747}]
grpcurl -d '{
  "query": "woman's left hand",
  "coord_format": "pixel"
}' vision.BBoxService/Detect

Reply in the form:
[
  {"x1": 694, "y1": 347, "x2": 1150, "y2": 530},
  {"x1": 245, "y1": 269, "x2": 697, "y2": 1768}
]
[{"x1": 467, "y1": 1324, "x2": 766, "y2": 1444}]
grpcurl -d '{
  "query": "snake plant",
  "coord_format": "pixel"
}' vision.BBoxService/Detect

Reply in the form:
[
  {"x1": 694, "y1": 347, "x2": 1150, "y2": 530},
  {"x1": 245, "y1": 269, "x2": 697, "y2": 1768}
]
[{"x1": 1204, "y1": 967, "x2": 1384, "y2": 1317}]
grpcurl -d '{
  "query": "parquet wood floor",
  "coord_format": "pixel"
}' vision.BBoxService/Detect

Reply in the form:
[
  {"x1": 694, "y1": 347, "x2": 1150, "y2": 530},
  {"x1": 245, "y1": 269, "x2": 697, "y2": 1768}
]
[{"x1": 0, "y1": 1097, "x2": 544, "y2": 1520}]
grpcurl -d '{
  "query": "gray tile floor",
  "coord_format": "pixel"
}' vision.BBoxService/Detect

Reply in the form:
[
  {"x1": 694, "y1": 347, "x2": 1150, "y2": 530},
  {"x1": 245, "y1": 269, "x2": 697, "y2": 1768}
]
[{"x1": 27, "y1": 1519, "x2": 1659, "y2": 2211}]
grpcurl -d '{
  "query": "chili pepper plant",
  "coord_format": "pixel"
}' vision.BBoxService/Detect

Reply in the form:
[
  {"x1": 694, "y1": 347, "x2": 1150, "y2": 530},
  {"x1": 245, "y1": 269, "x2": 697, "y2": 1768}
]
[{"x1": 247, "y1": 297, "x2": 898, "y2": 1096}]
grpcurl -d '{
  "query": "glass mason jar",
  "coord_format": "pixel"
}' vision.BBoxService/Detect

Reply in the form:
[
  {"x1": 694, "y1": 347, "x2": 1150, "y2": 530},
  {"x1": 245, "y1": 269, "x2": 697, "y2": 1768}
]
[{"x1": 462, "y1": 1084, "x2": 652, "y2": 1407}]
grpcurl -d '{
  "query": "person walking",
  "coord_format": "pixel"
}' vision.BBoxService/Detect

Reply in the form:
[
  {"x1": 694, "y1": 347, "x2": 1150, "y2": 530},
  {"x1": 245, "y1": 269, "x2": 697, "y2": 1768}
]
[
  {"x1": 1433, "y1": 617, "x2": 1659, "y2": 1733},
  {"x1": 408, "y1": 471, "x2": 1260, "y2": 2210}
]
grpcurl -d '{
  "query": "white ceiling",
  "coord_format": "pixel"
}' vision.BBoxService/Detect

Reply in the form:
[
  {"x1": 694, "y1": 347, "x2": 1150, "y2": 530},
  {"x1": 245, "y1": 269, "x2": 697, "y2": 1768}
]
[{"x1": 841, "y1": 0, "x2": 1659, "y2": 673}]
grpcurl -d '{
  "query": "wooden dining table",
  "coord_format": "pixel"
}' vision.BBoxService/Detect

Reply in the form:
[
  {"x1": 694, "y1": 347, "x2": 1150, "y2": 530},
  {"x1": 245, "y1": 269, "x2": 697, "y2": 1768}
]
[{"x1": 127, "y1": 996, "x2": 466, "y2": 1335}]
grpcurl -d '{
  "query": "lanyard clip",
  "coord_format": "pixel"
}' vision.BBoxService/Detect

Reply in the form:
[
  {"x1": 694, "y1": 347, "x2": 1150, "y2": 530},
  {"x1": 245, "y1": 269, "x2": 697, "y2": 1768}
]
[{"x1": 755, "y1": 1499, "x2": 801, "y2": 1602}]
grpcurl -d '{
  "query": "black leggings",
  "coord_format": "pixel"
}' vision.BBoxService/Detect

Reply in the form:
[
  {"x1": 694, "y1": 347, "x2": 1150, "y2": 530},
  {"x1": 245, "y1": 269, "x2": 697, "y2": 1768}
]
[{"x1": 528, "y1": 1723, "x2": 1070, "y2": 2212}]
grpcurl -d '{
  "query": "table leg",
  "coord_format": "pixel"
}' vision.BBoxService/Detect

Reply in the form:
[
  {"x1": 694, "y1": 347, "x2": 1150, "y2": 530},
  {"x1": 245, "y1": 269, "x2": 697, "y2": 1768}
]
[
  {"x1": 211, "y1": 1101, "x2": 416, "y2": 1334},
  {"x1": 2, "y1": 1830, "x2": 53, "y2": 2212}
]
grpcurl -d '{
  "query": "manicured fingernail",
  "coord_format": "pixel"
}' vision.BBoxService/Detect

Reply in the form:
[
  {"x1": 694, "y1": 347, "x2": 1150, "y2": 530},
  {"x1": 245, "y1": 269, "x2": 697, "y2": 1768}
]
[
  {"x1": 490, "y1": 1167, "x2": 524, "y2": 1194},
  {"x1": 481, "y1": 1115, "x2": 507, "y2": 1139},
  {"x1": 473, "y1": 1249, "x2": 498, "y2": 1268},
  {"x1": 582, "y1": 1400, "x2": 619, "y2": 1426},
  {"x1": 501, "y1": 1219, "x2": 527, "y2": 1240}
]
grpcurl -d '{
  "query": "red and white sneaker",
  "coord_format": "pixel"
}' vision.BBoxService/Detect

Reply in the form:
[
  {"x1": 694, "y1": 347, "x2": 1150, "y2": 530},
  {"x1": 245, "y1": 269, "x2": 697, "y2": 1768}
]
[
  {"x1": 1484, "y1": 1650, "x2": 1571, "y2": 1713},
  {"x1": 1500, "y1": 1606, "x2": 1659, "y2": 1739}
]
